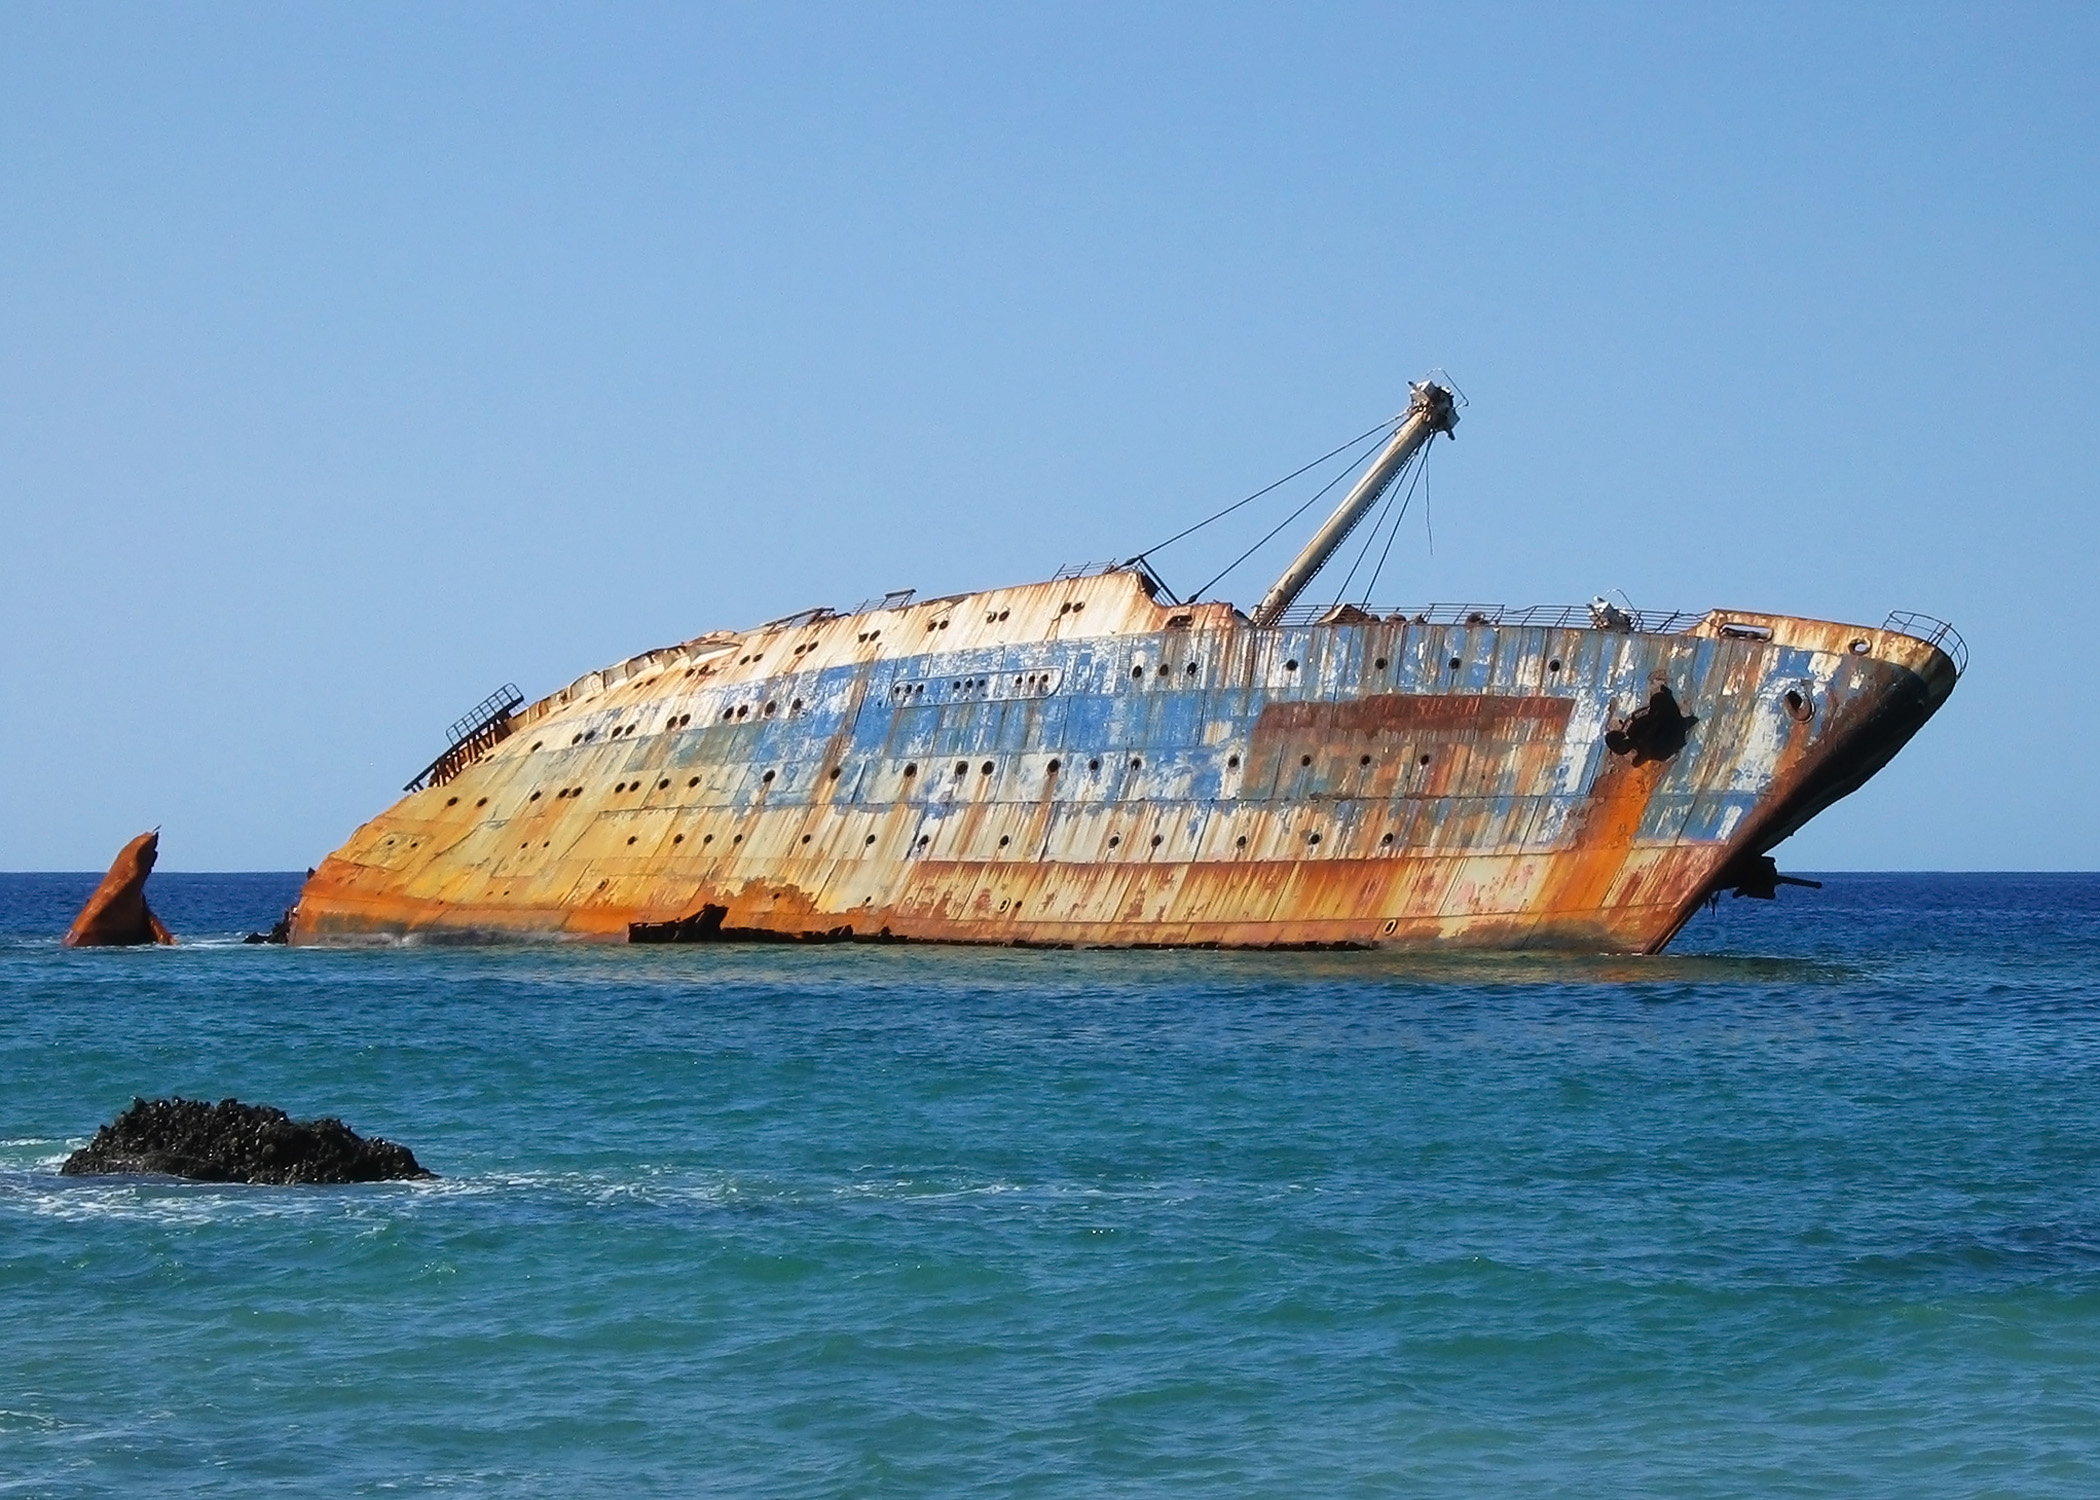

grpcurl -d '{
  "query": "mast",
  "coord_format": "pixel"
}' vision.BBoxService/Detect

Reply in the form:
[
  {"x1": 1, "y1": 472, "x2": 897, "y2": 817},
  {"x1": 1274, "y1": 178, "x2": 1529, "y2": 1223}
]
[{"x1": 1248, "y1": 379, "x2": 1457, "y2": 627}]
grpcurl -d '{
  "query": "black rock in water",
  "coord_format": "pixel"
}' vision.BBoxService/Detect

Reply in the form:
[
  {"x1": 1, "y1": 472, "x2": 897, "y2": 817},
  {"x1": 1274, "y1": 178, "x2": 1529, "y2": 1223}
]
[
  {"x1": 60, "y1": 1097, "x2": 434, "y2": 1184},
  {"x1": 243, "y1": 908, "x2": 294, "y2": 944}
]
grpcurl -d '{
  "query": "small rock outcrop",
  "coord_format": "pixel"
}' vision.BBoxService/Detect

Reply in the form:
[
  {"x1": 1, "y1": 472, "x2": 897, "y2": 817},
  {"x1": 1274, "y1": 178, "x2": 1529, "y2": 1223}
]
[
  {"x1": 243, "y1": 907, "x2": 295, "y2": 944},
  {"x1": 60, "y1": 1097, "x2": 434, "y2": 1184}
]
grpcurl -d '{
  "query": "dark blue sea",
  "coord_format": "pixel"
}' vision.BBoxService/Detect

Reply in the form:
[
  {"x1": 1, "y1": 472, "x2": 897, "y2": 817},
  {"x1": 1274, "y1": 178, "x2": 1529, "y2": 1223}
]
[{"x1": 5, "y1": 872, "x2": 2099, "y2": 1496}]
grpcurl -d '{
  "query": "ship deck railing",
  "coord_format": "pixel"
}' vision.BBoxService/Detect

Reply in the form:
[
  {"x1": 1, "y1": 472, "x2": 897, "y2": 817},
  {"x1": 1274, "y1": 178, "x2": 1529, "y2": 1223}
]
[
  {"x1": 1882, "y1": 611, "x2": 1968, "y2": 674},
  {"x1": 1266, "y1": 601, "x2": 1707, "y2": 633},
  {"x1": 405, "y1": 683, "x2": 525, "y2": 793}
]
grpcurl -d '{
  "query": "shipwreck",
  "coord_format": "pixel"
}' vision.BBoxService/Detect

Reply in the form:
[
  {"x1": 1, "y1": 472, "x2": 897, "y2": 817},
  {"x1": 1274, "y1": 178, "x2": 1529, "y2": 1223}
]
[{"x1": 292, "y1": 381, "x2": 1961, "y2": 952}]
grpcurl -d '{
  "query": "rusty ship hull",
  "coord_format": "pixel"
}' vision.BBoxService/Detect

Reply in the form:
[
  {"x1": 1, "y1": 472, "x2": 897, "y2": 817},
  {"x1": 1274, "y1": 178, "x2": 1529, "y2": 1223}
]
[{"x1": 290, "y1": 568, "x2": 1959, "y2": 952}]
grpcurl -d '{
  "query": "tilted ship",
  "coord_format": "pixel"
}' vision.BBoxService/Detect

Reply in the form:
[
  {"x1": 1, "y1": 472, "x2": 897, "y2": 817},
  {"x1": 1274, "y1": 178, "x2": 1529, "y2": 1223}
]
[{"x1": 290, "y1": 382, "x2": 1962, "y2": 951}]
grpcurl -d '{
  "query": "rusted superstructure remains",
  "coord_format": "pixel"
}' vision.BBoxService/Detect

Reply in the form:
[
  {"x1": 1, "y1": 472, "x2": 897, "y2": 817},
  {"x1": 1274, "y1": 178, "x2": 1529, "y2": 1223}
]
[{"x1": 293, "y1": 386, "x2": 1961, "y2": 952}]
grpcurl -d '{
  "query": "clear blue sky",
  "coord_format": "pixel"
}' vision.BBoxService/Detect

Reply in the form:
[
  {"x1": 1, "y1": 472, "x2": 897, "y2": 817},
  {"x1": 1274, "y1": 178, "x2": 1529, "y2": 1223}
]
[{"x1": 3, "y1": 4, "x2": 2093, "y2": 870}]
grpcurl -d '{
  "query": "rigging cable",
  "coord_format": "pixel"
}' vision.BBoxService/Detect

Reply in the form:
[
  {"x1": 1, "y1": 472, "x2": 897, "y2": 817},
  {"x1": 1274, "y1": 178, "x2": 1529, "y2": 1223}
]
[
  {"x1": 1359, "y1": 440, "x2": 1433, "y2": 604},
  {"x1": 1125, "y1": 417, "x2": 1396, "y2": 567},
  {"x1": 1326, "y1": 444, "x2": 1426, "y2": 610},
  {"x1": 1184, "y1": 429, "x2": 1396, "y2": 604}
]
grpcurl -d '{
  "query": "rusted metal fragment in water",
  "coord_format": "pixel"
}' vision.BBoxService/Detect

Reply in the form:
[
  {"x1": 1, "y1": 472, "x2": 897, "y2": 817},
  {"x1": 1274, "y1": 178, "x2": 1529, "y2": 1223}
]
[
  {"x1": 291, "y1": 571, "x2": 1960, "y2": 954},
  {"x1": 64, "y1": 831, "x2": 175, "y2": 947}
]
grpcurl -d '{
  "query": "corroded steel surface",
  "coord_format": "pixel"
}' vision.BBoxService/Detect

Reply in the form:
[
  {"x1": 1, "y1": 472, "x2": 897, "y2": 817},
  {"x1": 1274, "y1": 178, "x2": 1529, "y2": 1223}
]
[{"x1": 291, "y1": 570, "x2": 1959, "y2": 953}]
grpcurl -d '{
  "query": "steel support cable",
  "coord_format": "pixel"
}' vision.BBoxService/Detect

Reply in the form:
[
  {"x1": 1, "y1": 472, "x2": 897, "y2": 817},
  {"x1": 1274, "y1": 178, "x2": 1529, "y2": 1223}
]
[
  {"x1": 1126, "y1": 417, "x2": 1396, "y2": 567},
  {"x1": 1359, "y1": 443, "x2": 1433, "y2": 604},
  {"x1": 1185, "y1": 430, "x2": 1395, "y2": 604},
  {"x1": 1327, "y1": 444, "x2": 1427, "y2": 610}
]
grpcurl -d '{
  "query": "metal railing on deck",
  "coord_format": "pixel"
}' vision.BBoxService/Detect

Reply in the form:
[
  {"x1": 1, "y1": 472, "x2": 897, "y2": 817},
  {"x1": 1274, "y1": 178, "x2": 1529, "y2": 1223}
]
[
  {"x1": 1266, "y1": 601, "x2": 1705, "y2": 634},
  {"x1": 405, "y1": 684, "x2": 525, "y2": 793},
  {"x1": 1883, "y1": 612, "x2": 1968, "y2": 675}
]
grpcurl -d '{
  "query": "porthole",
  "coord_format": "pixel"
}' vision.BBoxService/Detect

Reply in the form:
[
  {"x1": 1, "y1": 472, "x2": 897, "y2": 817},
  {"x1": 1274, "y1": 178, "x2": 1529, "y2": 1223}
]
[
  {"x1": 1380, "y1": 832, "x2": 1394, "y2": 846},
  {"x1": 1284, "y1": 659, "x2": 1298, "y2": 671},
  {"x1": 1374, "y1": 658, "x2": 1388, "y2": 670},
  {"x1": 626, "y1": 836, "x2": 638, "y2": 846},
  {"x1": 1129, "y1": 757, "x2": 1143, "y2": 770},
  {"x1": 476, "y1": 797, "x2": 487, "y2": 807},
  {"x1": 790, "y1": 699, "x2": 802, "y2": 712},
  {"x1": 1150, "y1": 834, "x2": 1163, "y2": 847},
  {"x1": 866, "y1": 834, "x2": 878, "y2": 845},
  {"x1": 1850, "y1": 639, "x2": 1871, "y2": 655},
  {"x1": 1300, "y1": 755, "x2": 1313, "y2": 767},
  {"x1": 531, "y1": 741, "x2": 543, "y2": 751},
  {"x1": 998, "y1": 835, "x2": 1011, "y2": 847},
  {"x1": 1046, "y1": 758, "x2": 1062, "y2": 774},
  {"x1": 763, "y1": 701, "x2": 777, "y2": 716},
  {"x1": 1107, "y1": 835, "x2": 1121, "y2": 848},
  {"x1": 1359, "y1": 754, "x2": 1372, "y2": 767},
  {"x1": 657, "y1": 778, "x2": 670, "y2": 790},
  {"x1": 529, "y1": 791, "x2": 541, "y2": 801},
  {"x1": 980, "y1": 761, "x2": 994, "y2": 775},
  {"x1": 733, "y1": 834, "x2": 743, "y2": 845},
  {"x1": 801, "y1": 834, "x2": 811, "y2": 844},
  {"x1": 1235, "y1": 835, "x2": 1248, "y2": 848},
  {"x1": 1186, "y1": 662, "x2": 1198, "y2": 676},
  {"x1": 1132, "y1": 665, "x2": 1145, "y2": 679},
  {"x1": 688, "y1": 776, "x2": 700, "y2": 787},
  {"x1": 1227, "y1": 754, "x2": 1240, "y2": 769},
  {"x1": 998, "y1": 609, "x2": 1010, "y2": 621},
  {"x1": 761, "y1": 769, "x2": 775, "y2": 783},
  {"x1": 1419, "y1": 754, "x2": 1432, "y2": 766},
  {"x1": 904, "y1": 763, "x2": 918, "y2": 777},
  {"x1": 1307, "y1": 832, "x2": 1322, "y2": 845},
  {"x1": 828, "y1": 766, "x2": 842, "y2": 779},
  {"x1": 1448, "y1": 656, "x2": 1462, "y2": 670},
  {"x1": 955, "y1": 761, "x2": 969, "y2": 776},
  {"x1": 917, "y1": 834, "x2": 931, "y2": 846},
  {"x1": 1548, "y1": 659, "x2": 1563, "y2": 673},
  {"x1": 703, "y1": 834, "x2": 714, "y2": 844},
  {"x1": 446, "y1": 796, "x2": 458, "y2": 806},
  {"x1": 1088, "y1": 758, "x2": 1102, "y2": 772},
  {"x1": 673, "y1": 834, "x2": 684, "y2": 844}
]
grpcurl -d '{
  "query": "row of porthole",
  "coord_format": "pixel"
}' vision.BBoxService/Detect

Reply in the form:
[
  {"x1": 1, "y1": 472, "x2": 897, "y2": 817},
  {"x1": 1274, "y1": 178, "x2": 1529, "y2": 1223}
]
[
  {"x1": 985, "y1": 608, "x2": 1012, "y2": 623},
  {"x1": 538, "y1": 650, "x2": 1551, "y2": 755},
  {"x1": 496, "y1": 819, "x2": 1412, "y2": 858},
  {"x1": 461, "y1": 744, "x2": 1433, "y2": 816},
  {"x1": 718, "y1": 697, "x2": 806, "y2": 722},
  {"x1": 560, "y1": 708, "x2": 702, "y2": 748},
  {"x1": 530, "y1": 646, "x2": 1572, "y2": 759}
]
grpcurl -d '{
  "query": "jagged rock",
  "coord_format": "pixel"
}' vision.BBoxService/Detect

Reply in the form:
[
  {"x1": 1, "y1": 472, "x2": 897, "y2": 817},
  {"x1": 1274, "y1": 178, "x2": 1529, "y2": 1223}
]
[
  {"x1": 60, "y1": 1097, "x2": 434, "y2": 1184},
  {"x1": 243, "y1": 908, "x2": 295, "y2": 944}
]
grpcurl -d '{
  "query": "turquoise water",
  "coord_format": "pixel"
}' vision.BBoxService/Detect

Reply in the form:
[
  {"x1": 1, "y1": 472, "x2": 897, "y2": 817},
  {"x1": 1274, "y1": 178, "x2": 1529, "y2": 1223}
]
[{"x1": 5, "y1": 873, "x2": 2100, "y2": 1496}]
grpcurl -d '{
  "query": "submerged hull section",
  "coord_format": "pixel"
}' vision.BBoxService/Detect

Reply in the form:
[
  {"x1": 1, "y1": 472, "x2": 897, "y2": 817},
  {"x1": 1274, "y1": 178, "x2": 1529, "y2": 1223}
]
[{"x1": 292, "y1": 572, "x2": 1957, "y2": 953}]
